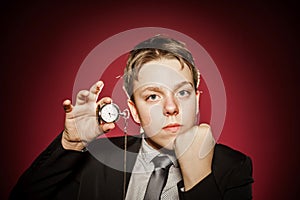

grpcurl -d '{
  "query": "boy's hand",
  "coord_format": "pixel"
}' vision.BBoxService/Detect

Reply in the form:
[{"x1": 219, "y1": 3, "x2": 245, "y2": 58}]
[
  {"x1": 62, "y1": 81, "x2": 115, "y2": 151},
  {"x1": 174, "y1": 124, "x2": 215, "y2": 191}
]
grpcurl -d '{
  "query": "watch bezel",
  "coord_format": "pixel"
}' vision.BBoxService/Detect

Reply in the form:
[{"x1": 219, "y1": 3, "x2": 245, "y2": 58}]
[{"x1": 97, "y1": 103, "x2": 120, "y2": 123}]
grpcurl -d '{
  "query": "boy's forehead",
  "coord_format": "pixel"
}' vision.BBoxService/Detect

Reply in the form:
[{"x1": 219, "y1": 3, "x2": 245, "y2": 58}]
[{"x1": 133, "y1": 59, "x2": 194, "y2": 91}]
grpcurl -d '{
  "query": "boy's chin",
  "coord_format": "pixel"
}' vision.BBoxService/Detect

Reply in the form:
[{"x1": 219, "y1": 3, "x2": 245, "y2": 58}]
[
  {"x1": 162, "y1": 142, "x2": 175, "y2": 150},
  {"x1": 145, "y1": 137, "x2": 175, "y2": 151},
  {"x1": 159, "y1": 139, "x2": 177, "y2": 152}
]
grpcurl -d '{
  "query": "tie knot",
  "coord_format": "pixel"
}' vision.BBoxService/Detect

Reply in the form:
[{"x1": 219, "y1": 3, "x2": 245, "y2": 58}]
[{"x1": 152, "y1": 156, "x2": 172, "y2": 169}]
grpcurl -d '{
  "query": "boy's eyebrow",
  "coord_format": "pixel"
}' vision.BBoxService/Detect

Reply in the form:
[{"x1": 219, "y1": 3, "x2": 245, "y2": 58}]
[
  {"x1": 140, "y1": 81, "x2": 193, "y2": 92},
  {"x1": 140, "y1": 86, "x2": 162, "y2": 93},
  {"x1": 173, "y1": 81, "x2": 194, "y2": 90}
]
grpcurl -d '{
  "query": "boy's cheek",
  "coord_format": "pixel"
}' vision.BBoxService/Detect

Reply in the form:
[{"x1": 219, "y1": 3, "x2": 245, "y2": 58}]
[
  {"x1": 141, "y1": 104, "x2": 165, "y2": 137},
  {"x1": 180, "y1": 100, "x2": 198, "y2": 126}
]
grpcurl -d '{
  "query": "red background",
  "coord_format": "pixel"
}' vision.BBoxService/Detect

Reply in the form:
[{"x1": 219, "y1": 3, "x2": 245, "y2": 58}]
[{"x1": 1, "y1": 1, "x2": 298, "y2": 199}]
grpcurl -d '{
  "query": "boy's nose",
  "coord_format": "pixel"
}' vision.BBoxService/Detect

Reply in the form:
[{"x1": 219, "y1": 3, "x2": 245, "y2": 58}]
[{"x1": 163, "y1": 95, "x2": 179, "y2": 116}]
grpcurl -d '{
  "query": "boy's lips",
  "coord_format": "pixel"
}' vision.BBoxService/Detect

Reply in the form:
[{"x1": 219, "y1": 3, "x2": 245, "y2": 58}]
[{"x1": 162, "y1": 123, "x2": 182, "y2": 132}]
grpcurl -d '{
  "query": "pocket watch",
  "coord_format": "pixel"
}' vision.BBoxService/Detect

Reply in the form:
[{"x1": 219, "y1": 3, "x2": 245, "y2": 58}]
[{"x1": 97, "y1": 103, "x2": 121, "y2": 123}]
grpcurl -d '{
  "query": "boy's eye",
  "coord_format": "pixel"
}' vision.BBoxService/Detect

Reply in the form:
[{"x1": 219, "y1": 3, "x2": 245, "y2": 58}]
[
  {"x1": 177, "y1": 90, "x2": 191, "y2": 97},
  {"x1": 146, "y1": 94, "x2": 159, "y2": 101}
]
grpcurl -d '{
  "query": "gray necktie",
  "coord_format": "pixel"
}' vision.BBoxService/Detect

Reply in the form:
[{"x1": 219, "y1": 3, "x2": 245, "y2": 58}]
[{"x1": 144, "y1": 156, "x2": 173, "y2": 200}]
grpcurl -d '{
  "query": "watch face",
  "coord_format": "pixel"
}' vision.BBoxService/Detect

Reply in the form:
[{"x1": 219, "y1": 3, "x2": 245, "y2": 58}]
[{"x1": 98, "y1": 103, "x2": 120, "y2": 123}]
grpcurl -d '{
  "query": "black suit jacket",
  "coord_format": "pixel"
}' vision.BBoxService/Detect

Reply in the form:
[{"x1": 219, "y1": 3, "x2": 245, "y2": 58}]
[{"x1": 10, "y1": 133, "x2": 253, "y2": 200}]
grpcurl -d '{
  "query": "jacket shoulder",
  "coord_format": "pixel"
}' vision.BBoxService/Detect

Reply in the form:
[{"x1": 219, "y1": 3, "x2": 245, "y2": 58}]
[
  {"x1": 214, "y1": 144, "x2": 250, "y2": 166},
  {"x1": 213, "y1": 144, "x2": 254, "y2": 192}
]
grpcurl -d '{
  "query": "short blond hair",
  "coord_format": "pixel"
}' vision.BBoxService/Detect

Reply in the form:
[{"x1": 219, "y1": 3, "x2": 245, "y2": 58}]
[{"x1": 123, "y1": 35, "x2": 200, "y2": 101}]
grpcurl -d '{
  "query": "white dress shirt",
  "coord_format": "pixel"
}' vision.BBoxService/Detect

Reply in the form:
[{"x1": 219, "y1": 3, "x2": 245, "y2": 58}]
[{"x1": 125, "y1": 135, "x2": 182, "y2": 200}]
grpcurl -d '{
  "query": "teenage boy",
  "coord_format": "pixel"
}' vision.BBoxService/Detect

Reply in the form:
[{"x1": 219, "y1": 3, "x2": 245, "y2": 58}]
[{"x1": 10, "y1": 35, "x2": 253, "y2": 200}]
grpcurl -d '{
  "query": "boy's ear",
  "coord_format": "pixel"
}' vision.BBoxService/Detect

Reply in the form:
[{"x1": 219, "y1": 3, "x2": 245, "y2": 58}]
[{"x1": 127, "y1": 100, "x2": 141, "y2": 124}]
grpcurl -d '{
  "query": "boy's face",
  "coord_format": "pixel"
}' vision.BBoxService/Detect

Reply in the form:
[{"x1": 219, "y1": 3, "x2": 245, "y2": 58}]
[{"x1": 128, "y1": 59, "x2": 200, "y2": 150}]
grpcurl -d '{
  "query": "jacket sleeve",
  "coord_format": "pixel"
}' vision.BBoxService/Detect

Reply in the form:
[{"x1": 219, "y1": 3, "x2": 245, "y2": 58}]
[
  {"x1": 9, "y1": 132, "x2": 88, "y2": 200},
  {"x1": 177, "y1": 146, "x2": 254, "y2": 200}
]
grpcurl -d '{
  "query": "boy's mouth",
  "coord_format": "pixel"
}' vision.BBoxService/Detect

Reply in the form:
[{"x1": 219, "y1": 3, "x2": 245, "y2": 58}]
[{"x1": 162, "y1": 123, "x2": 182, "y2": 132}]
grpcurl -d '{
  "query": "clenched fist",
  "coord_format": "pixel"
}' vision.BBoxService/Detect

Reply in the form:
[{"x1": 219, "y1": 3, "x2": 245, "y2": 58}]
[{"x1": 174, "y1": 123, "x2": 216, "y2": 191}]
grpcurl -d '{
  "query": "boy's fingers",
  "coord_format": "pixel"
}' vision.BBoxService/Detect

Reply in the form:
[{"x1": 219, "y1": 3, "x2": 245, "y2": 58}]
[
  {"x1": 102, "y1": 123, "x2": 115, "y2": 133},
  {"x1": 63, "y1": 99, "x2": 73, "y2": 113},
  {"x1": 76, "y1": 90, "x2": 90, "y2": 105},
  {"x1": 90, "y1": 81, "x2": 104, "y2": 100},
  {"x1": 97, "y1": 97, "x2": 112, "y2": 106}
]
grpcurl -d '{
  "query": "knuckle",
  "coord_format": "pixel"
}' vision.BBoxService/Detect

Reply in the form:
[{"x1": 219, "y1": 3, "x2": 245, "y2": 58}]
[{"x1": 198, "y1": 123, "x2": 210, "y2": 132}]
